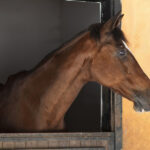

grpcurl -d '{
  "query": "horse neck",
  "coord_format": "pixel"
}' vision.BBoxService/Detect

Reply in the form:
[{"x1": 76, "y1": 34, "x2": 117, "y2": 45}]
[
  {"x1": 37, "y1": 59, "x2": 90, "y2": 130},
  {"x1": 25, "y1": 31, "x2": 97, "y2": 129}
]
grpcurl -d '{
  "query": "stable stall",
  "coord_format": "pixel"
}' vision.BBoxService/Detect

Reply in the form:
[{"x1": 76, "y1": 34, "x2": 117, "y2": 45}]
[{"x1": 0, "y1": 0, "x2": 122, "y2": 149}]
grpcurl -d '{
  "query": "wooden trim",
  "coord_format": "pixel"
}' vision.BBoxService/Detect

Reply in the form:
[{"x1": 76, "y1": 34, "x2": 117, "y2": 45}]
[
  {"x1": 112, "y1": 0, "x2": 122, "y2": 149},
  {"x1": 0, "y1": 132, "x2": 114, "y2": 149},
  {"x1": 114, "y1": 94, "x2": 122, "y2": 150}
]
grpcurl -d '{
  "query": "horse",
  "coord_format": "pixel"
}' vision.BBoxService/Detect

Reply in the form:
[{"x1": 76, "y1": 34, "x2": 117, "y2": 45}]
[{"x1": 0, "y1": 11, "x2": 150, "y2": 133}]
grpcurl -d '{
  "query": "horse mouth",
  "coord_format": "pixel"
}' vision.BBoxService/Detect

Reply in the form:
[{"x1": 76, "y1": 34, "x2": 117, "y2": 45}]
[
  {"x1": 132, "y1": 90, "x2": 150, "y2": 112},
  {"x1": 133, "y1": 101, "x2": 150, "y2": 112}
]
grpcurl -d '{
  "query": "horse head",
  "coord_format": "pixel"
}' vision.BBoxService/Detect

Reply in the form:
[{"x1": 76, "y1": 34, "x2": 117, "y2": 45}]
[{"x1": 89, "y1": 12, "x2": 150, "y2": 112}]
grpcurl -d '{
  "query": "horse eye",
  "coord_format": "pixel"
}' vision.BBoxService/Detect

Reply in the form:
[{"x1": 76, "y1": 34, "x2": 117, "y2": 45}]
[{"x1": 119, "y1": 49, "x2": 126, "y2": 56}]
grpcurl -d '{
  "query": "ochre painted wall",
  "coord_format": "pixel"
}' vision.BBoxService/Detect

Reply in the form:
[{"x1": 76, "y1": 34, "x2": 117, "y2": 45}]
[{"x1": 122, "y1": 0, "x2": 150, "y2": 149}]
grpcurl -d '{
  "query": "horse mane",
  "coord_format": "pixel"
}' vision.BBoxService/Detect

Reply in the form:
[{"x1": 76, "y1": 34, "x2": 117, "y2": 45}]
[
  {"x1": 33, "y1": 23, "x2": 102, "y2": 70},
  {"x1": 33, "y1": 30, "x2": 88, "y2": 70},
  {"x1": 1, "y1": 22, "x2": 127, "y2": 88},
  {"x1": 0, "y1": 28, "x2": 89, "y2": 88},
  {"x1": 34, "y1": 23, "x2": 127, "y2": 70}
]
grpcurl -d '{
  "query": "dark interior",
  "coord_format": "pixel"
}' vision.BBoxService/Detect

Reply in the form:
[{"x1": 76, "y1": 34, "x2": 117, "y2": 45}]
[
  {"x1": 0, "y1": 0, "x2": 112, "y2": 132},
  {"x1": 65, "y1": 82, "x2": 101, "y2": 132}
]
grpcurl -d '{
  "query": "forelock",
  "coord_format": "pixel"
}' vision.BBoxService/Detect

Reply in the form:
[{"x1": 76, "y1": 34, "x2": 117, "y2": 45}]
[{"x1": 111, "y1": 27, "x2": 128, "y2": 43}]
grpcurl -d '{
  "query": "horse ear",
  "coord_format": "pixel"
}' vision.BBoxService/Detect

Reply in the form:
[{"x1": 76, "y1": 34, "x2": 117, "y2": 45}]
[
  {"x1": 103, "y1": 11, "x2": 124, "y2": 31},
  {"x1": 112, "y1": 13, "x2": 124, "y2": 29}
]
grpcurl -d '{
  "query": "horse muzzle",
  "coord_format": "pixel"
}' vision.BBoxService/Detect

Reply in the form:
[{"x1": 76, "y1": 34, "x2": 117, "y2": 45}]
[
  {"x1": 133, "y1": 101, "x2": 150, "y2": 112},
  {"x1": 133, "y1": 89, "x2": 150, "y2": 112}
]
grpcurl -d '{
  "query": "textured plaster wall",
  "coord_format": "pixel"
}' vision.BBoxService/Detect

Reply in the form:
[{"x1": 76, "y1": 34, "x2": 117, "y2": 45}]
[{"x1": 122, "y1": 0, "x2": 150, "y2": 149}]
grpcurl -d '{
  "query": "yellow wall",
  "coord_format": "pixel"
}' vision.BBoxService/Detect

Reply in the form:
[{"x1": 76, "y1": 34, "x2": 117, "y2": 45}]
[{"x1": 122, "y1": 0, "x2": 150, "y2": 149}]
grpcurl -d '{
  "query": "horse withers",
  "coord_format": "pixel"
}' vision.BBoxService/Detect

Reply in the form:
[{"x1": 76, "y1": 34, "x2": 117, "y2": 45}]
[{"x1": 0, "y1": 11, "x2": 149, "y2": 132}]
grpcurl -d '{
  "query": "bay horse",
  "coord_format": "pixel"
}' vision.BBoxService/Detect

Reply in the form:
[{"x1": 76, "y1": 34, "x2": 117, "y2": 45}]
[{"x1": 0, "y1": 12, "x2": 150, "y2": 132}]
